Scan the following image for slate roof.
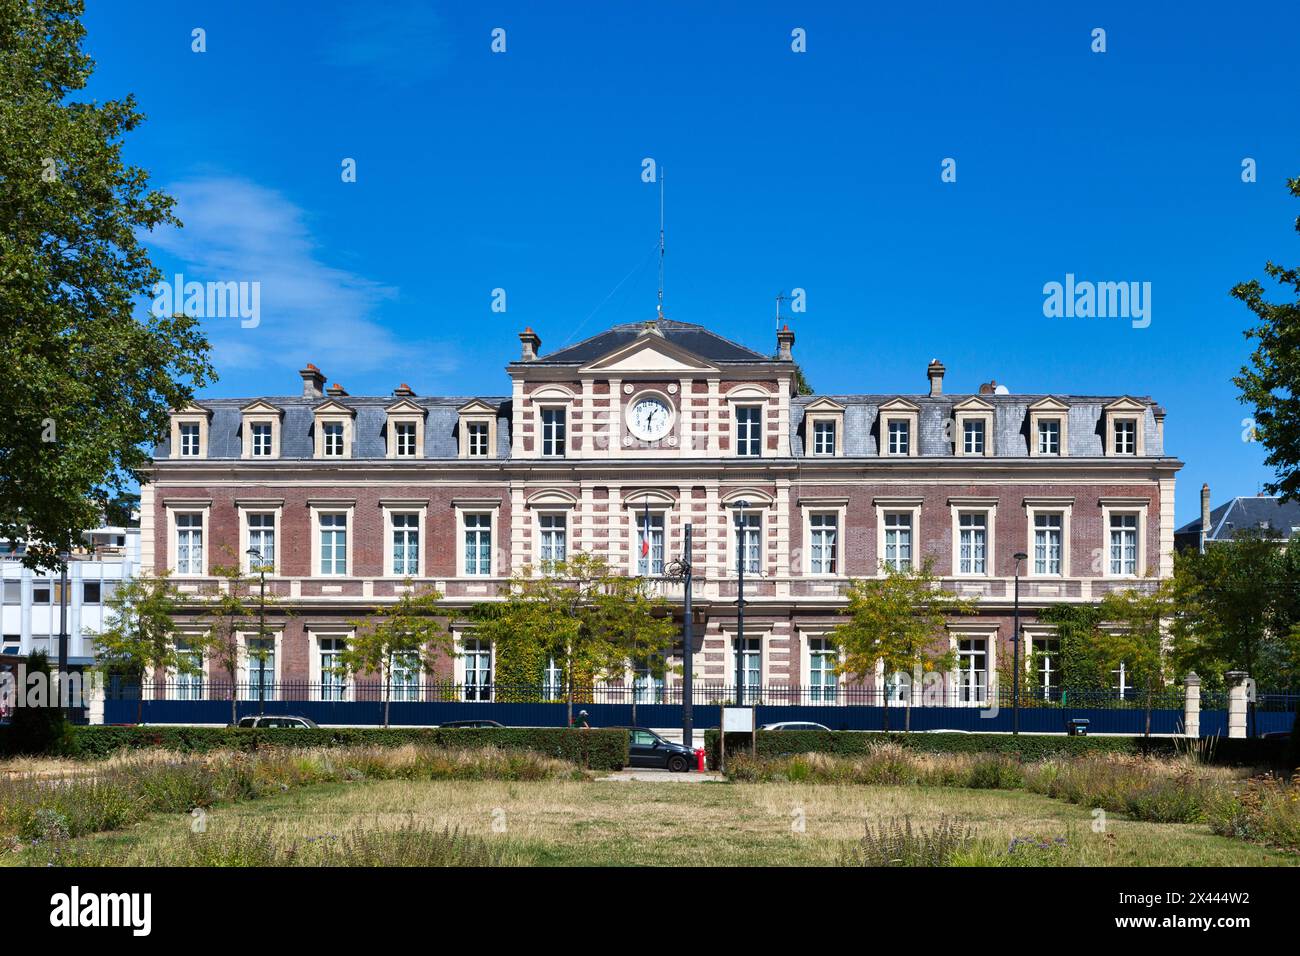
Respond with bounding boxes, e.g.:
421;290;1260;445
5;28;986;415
1175;496;1300;541
531;319;774;365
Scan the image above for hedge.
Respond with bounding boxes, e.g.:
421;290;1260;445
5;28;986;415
34;726;629;770
704;730;1289;768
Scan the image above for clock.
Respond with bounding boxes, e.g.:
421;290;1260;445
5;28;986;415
626;396;674;442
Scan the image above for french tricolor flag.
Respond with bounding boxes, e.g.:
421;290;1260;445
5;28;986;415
640;500;651;559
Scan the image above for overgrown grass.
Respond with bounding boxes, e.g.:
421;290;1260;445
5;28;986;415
1205;774;1300;850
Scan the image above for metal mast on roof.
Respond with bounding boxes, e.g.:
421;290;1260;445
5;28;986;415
656;168;665;321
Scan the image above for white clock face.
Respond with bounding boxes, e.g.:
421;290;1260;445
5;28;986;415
627;396;673;441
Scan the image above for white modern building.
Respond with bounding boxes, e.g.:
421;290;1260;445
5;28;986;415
0;526;141;667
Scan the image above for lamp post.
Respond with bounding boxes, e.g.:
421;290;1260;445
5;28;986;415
57;550;70;719
1011;551;1028;735
681;524;694;749
245;549;267;715
732;500;750;707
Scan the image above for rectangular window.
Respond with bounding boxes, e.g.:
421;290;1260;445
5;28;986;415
958;512;987;575
1109;513;1138;575
739;636;761;704
809;513;838;574
543;656;563;700
463;514;492;576
3;580;20;603
541;408;566;457
468;422;489;457
887;420;910;455
1034;638;1060;700
251;423;273;457
390;651;419;702
1037;419;1061;455
883;512;912;571
809;637;838;702
735;513;761;574
463;639;492;701
1033;513;1063;575
962;419;985;455
539;514;566;566
812;420;836;455
319;637;346;701
318;513;347;576
391;513;419;576
1114;419;1137;455
247;638;276;700
32;580;52;603
82;581;101;604
322;422;345;457
176;513;204;575
247;513;275;570
1113;662;1131;699
636;513;665;576
179;423;201;457
174;643;203;701
957;638;988;704
736;406;761;457
394;422;417;457
633;658;665;704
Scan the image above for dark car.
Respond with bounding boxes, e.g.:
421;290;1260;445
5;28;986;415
234;715;319;728
436;719;505;729
619;727;696;772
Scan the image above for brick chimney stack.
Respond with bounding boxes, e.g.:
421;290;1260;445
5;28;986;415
927;359;946;397
519;327;541;362
300;363;325;399
393;383;416;397
1200;483;1212;552
326;383;348;397
776;325;795;361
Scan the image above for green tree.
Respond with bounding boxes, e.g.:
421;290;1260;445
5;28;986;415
831;559;979;732
86;570;186;724
1097;581;1178;738
1038;603;1111;694
1233;175;1300;502
337;581;450;728
0;0;214;571
7;651;71;754
598;576;677;727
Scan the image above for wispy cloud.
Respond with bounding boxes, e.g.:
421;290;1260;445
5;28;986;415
143;175;453;385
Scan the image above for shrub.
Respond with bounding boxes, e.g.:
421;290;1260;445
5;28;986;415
1206;775;1300;850
4;652;75;756
840;816;975;867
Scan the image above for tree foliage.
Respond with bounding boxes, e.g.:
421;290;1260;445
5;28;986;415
86;570;185;723
1096;581;1178;737
0;0;214;570
1233;175;1300;502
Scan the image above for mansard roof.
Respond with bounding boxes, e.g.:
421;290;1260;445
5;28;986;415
530;319;774;365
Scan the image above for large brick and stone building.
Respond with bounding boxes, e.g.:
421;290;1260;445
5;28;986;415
141;318;1181;704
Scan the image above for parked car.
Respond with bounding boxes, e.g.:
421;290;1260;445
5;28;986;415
435;719;505;729
759;721;831;731
619;727;696;772
234;715;319;729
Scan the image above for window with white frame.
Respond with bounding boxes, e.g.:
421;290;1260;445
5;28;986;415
885;670;911;706
538;513;566;566
809;513;838;574
463;639;492;700
958;512;987;575
175;513;204;575
319;637;346;701
179;423;201;457
1036;419;1061;455
1109;513;1138;575
738;636;761;703
251;423;273;457
1033;513;1063;575
808;637;838;702
633;657;665;704
1112;661;1131;699
391;513;420;576
174;641;203;700
887;419;910;456
318;513;348;575
394;421;418;458
247;513;275;571
1032;637;1060;700
735;512;761;575
468;422;490;457
736;406;761;457
322;421;345;457
390;651;419;701
1113;418;1137;455
962;418;985;455
636;513;665;576
541;407;566;457
883;512;912;571
543;656;563;700
463;513;492;576
247;637;276;700
812;419;836;455
956;637;988;704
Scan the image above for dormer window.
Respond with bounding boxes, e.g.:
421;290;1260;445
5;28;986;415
1114;419;1136;455
888;420;910;455
384;397;426;459
1037;419;1060;455
323;422;345;457
877;398;919;458
1103;399;1146;456
251;424;273;457
312;400;355;459
1028;397;1069;458
239;400;282;459
457;400;499;459
169;404;211;459
962;419;985;454
813;420;836;455
468;422;489;456
802;398;845;458
394;422;417;457
952;396;994;458
179;423;201;457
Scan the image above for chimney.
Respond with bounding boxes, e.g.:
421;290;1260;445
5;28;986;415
978;379;998;396
300;363;325;399
776;325;795;361
519;327;541;362
326;382;348;397
927;359;946;397
1200;483;1212;551
393;383;416;398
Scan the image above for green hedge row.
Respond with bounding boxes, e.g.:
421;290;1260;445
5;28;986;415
704;730;1289;767
52;726;629;770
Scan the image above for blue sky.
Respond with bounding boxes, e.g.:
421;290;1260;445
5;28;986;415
81;1;1300;524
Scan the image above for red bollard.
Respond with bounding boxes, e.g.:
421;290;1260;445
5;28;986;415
695;748;706;772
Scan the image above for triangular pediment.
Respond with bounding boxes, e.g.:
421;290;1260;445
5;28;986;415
1104;396;1147;413
239;399;282;416
803;397;845;413
580;333;719;374
878;397;920;413
385;398;426;415
173;402;212;417
1028;396;1070;412
458;399;498;415
952;396;994;412
312;399;355;416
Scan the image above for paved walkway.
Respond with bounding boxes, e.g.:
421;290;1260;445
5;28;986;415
595;769;727;783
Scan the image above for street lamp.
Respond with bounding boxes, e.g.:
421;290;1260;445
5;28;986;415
246;548;268;715
57;550;70;719
731;500;751;707
1012;551;1028;735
